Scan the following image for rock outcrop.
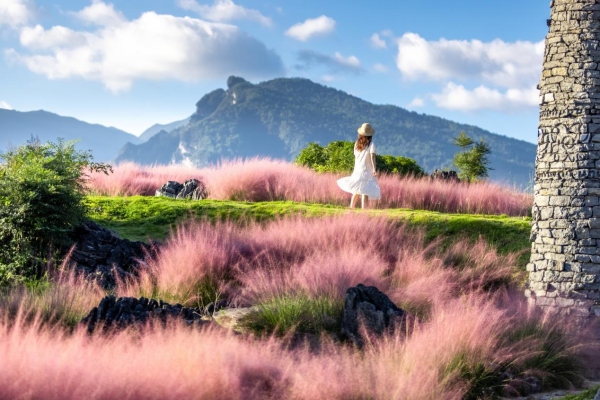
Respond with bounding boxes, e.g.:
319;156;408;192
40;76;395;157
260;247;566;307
155;179;208;200
67;220;149;289
341;284;407;347
81;295;209;333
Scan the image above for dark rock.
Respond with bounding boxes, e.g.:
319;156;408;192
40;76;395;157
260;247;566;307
67;220;148;290
156;180;184;198
81;295;208;333
430;169;460;183
156;179;207;200
176;179;208;200
594;387;600;400
341;284;407;347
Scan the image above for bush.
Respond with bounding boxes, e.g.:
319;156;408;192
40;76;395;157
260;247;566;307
295;140;425;176
0;138;111;285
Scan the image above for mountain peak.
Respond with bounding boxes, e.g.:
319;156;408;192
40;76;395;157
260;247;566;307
227;76;250;89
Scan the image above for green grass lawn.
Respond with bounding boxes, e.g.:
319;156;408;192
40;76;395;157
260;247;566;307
85;195;532;266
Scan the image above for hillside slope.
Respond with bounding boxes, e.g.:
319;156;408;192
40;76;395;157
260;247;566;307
116;76;536;187
0;109;138;162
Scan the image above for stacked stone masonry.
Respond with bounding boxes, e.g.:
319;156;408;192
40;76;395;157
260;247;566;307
528;0;600;317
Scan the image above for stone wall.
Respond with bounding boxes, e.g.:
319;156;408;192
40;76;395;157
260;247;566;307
528;0;600;317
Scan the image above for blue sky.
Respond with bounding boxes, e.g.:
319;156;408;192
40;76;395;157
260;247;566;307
0;0;548;143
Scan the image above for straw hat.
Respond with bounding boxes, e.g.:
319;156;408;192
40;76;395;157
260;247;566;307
357;123;375;136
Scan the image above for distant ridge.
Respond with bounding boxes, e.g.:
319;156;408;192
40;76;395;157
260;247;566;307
0;109;138;162
115;76;536;188
138;117;190;142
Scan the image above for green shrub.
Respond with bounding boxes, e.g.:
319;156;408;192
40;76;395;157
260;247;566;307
0;138;111;285
239;294;344;337
295;140;425;176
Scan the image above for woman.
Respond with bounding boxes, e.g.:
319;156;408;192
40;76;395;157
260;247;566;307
337;122;381;209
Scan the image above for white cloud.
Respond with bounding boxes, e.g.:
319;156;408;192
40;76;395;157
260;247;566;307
373;63;388;73
333;52;360;68
178;0;272;26
285;15;335;42
407;97;425;108
20;25;87;49
395;32;543;89
0;0;33;28
431;82;538;111
296;50;362;74
0;101;13;110
321;75;335;82
72;0;126;26
7;4;284;92
370;33;386;49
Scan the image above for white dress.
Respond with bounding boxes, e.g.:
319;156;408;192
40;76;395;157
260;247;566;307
337;142;381;200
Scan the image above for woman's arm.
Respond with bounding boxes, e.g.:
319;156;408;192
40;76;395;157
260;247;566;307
370;152;377;176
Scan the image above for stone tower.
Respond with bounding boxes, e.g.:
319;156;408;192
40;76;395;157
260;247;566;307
528;0;600;317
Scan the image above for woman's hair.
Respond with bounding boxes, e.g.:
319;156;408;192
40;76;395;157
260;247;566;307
355;134;372;152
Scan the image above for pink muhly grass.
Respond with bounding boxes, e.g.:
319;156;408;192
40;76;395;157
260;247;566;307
119;220;245;305
86;162;206;197
236;248;391;304
0;255;104;328
86;159;532;216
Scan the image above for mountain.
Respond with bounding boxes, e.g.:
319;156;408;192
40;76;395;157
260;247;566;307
0;109;138;162
116;76;536;188
138;117;190;142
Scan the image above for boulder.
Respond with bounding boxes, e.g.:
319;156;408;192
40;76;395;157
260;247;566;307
156;179;208;200
67;220;149;289
155;180;184;198
341;284;406;347
176;179;208;200
81;295;209;333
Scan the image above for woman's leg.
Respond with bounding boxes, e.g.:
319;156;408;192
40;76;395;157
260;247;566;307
350;193;360;208
361;195;369;209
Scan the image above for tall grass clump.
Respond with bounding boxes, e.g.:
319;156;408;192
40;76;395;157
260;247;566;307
87;160;532;216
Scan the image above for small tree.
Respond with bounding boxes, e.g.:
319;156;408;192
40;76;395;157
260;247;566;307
0;138;111;285
452;131;492;183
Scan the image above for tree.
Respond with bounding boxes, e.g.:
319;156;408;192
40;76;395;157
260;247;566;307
452;131;492;183
295;140;425;176
0;138;111;285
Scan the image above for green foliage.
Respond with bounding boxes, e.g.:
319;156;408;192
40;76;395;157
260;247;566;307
0;138;111;285
239;294;344;337
295;140;425;176
501;322;584;390
557;386;600;400
452;131;492;183
85;196;531;268
442;352;504;399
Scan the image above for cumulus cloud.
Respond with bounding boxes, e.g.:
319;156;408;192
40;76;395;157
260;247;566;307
295;50;361;74
0;0;33;28
285;15;335;41
178;0;272;26
395;32;543;88
431;82;538;111
395;32;542;111
370;33;386;49
72;0;126;26
6;3;284;92
0;101;13;110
